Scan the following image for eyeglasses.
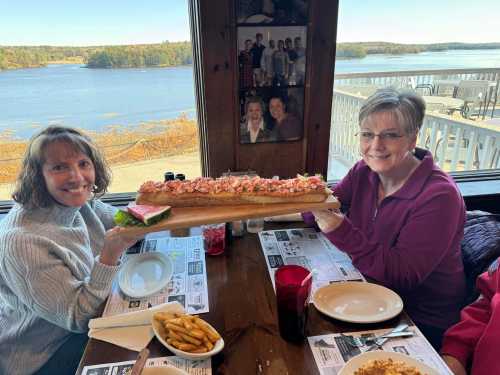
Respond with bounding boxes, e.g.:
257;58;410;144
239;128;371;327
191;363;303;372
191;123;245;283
356;131;404;143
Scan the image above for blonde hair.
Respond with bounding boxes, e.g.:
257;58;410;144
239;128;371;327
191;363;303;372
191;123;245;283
13;126;111;209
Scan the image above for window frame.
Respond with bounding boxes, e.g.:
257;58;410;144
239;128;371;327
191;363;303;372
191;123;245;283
0;0;498;214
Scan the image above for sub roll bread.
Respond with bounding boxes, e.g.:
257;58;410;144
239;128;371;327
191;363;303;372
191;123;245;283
136;175;331;207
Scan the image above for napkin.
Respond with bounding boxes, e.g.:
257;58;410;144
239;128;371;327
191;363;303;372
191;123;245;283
264;213;304;222
88;302;184;351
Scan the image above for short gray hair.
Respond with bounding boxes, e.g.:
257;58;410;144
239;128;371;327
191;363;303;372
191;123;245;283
359;88;426;135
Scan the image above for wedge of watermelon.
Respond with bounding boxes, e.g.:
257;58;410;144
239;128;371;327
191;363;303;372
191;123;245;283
125;203;171;226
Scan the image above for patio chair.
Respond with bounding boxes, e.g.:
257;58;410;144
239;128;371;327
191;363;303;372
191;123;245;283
455;80;490;119
483;79;499;119
433;78;460;97
405;77;433;96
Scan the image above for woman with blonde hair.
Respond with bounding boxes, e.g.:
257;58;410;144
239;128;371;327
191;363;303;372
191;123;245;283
240;96;273;143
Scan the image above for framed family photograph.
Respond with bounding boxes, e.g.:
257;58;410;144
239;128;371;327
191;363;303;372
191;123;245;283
239;87;304;144
237;26;307;89
236;1;308;145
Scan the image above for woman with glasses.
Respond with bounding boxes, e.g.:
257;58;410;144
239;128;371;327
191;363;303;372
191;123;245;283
0;126;143;375
304;88;466;351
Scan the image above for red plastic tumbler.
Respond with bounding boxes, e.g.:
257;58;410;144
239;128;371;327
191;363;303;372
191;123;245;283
202;223;226;256
274;265;313;342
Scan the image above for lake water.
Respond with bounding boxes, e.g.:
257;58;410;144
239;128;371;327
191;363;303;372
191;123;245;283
0;65;197;138
1;49;500;139
335;48;500;73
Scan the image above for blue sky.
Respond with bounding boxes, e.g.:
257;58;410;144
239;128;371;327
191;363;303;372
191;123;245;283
0;0;499;46
0;0;191;46
338;0;500;44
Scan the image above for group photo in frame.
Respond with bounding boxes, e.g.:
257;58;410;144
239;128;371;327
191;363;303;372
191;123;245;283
237;25;307;144
239;87;304;144
238;26;307;89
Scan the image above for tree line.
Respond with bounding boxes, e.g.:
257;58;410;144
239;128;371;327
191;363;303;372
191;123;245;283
85;43;192;68
336;42;500;59
2;41;500;69
0;42;192;70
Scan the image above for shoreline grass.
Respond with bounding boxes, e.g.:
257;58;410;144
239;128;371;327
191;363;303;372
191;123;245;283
0;114;199;185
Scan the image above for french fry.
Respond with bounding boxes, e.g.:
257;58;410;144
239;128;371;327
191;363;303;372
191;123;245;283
179;333;202;346
166;322;190;335
166;329;183;341
187;328;205;340
203;336;214;351
193;317;221;343
154;312;176;322
167;337;199;351
176;342;200;352
180;315;195;330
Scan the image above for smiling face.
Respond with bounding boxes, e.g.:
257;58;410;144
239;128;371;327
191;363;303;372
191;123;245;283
269;98;286;122
247;102;263;124
359;111;417;177
42;140;95;207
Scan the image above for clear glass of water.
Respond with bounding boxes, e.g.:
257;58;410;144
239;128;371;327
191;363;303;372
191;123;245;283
246;218;264;233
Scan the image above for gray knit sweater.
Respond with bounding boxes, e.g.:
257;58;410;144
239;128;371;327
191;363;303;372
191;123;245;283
0;200;119;375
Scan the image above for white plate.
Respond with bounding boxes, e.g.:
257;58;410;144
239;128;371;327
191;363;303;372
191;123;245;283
142;366;189;375
312;282;403;323
338;351;439;375
151;315;224;360
118;252;173;298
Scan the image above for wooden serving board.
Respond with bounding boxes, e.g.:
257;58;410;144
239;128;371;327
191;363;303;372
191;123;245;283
120;195;340;236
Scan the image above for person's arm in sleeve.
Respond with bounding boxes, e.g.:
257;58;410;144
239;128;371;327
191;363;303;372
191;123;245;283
324;183;463;292
441;270;496;373
302;167;354;226
0;232;119;332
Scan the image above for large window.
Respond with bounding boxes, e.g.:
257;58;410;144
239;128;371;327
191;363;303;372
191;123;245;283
328;0;500;181
0;1;201;201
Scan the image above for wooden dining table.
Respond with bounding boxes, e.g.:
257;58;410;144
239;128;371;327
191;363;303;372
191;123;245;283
76;222;415;375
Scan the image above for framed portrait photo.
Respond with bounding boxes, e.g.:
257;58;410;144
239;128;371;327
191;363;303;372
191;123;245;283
239;87;304;144
237;26;307;144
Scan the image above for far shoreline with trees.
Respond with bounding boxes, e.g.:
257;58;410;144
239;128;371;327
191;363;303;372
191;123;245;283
1;41;500;70
0;42;192;70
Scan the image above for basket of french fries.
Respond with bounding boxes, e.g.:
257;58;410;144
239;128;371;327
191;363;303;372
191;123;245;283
152;311;224;360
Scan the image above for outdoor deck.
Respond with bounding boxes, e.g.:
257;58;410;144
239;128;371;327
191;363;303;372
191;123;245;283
328;68;500;179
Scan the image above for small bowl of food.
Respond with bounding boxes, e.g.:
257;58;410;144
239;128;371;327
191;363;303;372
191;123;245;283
338;351;439;375
152;312;224;360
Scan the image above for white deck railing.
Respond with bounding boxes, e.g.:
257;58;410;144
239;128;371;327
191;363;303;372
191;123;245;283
334;68;500;89
329;90;500;174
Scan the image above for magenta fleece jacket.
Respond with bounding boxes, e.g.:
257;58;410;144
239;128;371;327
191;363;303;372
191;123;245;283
304;148;466;329
441;265;500;374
